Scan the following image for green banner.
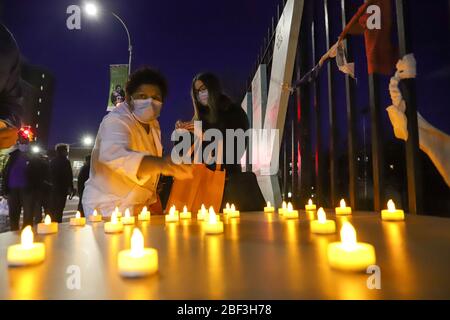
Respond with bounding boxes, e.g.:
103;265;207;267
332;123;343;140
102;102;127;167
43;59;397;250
107;64;129;111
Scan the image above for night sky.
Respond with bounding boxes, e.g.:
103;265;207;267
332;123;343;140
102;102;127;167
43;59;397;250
1;0;279;150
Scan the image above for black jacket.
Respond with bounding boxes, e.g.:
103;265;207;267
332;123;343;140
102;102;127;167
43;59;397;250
0;24;23;127
49;155;73;194
1;150;50;195
77;162;90;196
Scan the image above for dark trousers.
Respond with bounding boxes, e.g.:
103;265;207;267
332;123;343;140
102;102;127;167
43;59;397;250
32;189;47;224
51;190;68;223
77;190;85;217
7;188;34;231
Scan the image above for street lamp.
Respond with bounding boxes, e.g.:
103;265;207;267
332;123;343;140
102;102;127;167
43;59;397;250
84;2;132;75
31;145;41;154
82;135;94;147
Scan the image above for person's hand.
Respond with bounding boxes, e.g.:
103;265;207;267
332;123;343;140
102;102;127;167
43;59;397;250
0;127;18;149
175;120;195;132
161;157;193;180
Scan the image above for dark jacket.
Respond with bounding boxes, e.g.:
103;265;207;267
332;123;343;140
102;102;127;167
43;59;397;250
1;150;49;195
198;95;250;174
0;24;23;127
77;162;90;196
49;155;73;194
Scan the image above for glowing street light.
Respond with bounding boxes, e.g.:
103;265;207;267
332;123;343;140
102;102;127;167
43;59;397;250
83;2;132;75
82;136;94;147
31;145;41;154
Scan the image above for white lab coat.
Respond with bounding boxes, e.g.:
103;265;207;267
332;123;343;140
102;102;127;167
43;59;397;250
82;102;163;217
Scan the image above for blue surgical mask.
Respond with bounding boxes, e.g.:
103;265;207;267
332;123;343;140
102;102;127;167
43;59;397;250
197;90;209;106
131;98;162;123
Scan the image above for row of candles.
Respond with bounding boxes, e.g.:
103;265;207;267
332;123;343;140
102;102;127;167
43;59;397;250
6;198;405;277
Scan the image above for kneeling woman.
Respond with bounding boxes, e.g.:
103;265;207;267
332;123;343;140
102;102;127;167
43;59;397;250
83;67;192;217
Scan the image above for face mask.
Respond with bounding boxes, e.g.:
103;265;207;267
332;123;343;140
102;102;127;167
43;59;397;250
131;98;162;123
18;144;29;152
197;90;209;106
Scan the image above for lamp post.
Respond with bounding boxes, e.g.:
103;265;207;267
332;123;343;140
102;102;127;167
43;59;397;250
84;2;132;75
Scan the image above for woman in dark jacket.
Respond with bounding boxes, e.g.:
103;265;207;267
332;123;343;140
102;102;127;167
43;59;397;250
177;73;249;174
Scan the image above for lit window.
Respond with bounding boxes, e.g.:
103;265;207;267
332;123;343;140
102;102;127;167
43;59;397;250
35;123;39;128
41;73;45;79
38;98;42;103
40;86;44;91
37;111;40;116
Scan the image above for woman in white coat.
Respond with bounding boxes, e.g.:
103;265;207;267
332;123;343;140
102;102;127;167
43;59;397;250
82;67;192;217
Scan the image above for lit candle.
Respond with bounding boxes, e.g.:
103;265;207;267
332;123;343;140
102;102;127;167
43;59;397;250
223;203;231;215
88;209;103;222
204;207;224;234
180;205;192;219
165;205;179;223
227;204;240;218
7;226;45;266
197;204;207;221
37;214;58;234
311;208;336;234
118;228;158;278
70;211;86;226
138;206;151;221
327;222;376;272
305;199;316;211
104;210;123;233
121;208;135;225
335;199;352;215
283;202;299;219
264;201;275;213
278;201;287;215
114;206;122;218
381;200;405;221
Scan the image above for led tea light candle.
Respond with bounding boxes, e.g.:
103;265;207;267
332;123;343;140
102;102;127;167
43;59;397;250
165;205;179;223
7;226;45;266
88;209;103;222
70;211;86;226
118;228;158;278
327;222;376;272
278;201;287;215
264;201;275;213
223;203;231;215
104;210;124;234
37;214;58;235
305;199;316;211
197;204;207;221
283;202;299;219
381;200;405;221
227;204;240;218
311;208;336;234
335;199;352;215
204;207;223;235
121;208;135;225
180;205;192;219
138;206;151;221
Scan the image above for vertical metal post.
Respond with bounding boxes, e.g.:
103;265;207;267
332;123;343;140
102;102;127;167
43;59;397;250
341;0;358;209
395;0;422;214
324;0;337;207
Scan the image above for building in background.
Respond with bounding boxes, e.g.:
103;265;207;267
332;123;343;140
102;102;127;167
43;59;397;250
21;63;55;150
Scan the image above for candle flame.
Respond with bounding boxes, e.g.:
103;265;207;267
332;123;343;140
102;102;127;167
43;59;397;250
125;208;131;218
282;201;287;209
44;214;51;224
75;211;81;219
111;210;118;224
169;206;176;216
201;204;206;211
287;202;293;212
226;203;230;210
183;205;188;213
231;204;236;211
208;206;217;224
267;201;271;207
308;199;313;206
130;228;144;258
115;207;119;214
387;199;396;211
93;209;98;216
317;207;327;223
341;222;357;250
340;199;346;208
21;226;34;249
